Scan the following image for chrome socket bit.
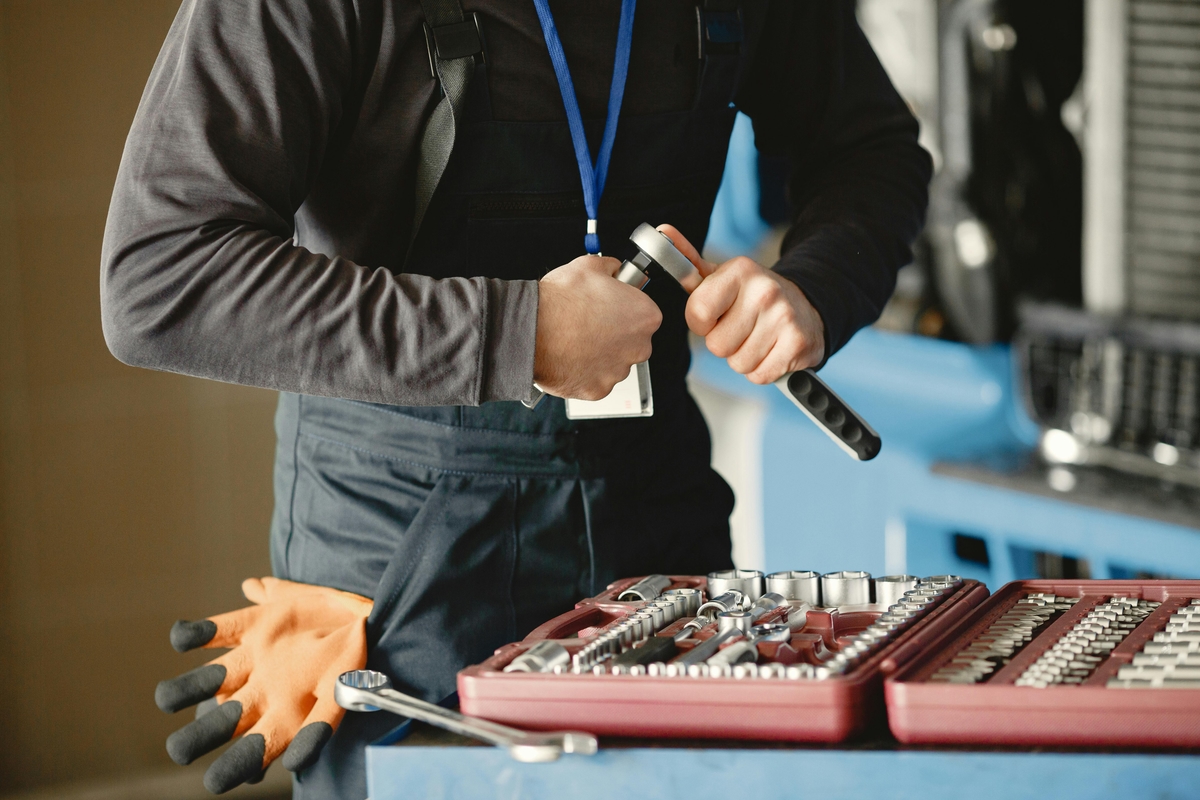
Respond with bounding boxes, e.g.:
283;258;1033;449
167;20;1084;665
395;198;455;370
930;594;1078;685
662;587;701;616
1016;597;1152;688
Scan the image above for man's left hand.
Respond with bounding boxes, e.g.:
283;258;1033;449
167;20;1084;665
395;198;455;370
657;225;825;384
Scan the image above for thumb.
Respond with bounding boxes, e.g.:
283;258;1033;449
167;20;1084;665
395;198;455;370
241;577;270;605
656;224;717;279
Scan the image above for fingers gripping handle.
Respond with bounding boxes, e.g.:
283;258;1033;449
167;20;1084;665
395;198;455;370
521;248;654;410
629;223;882;461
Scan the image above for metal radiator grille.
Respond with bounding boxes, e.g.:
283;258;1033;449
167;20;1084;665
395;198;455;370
1019;304;1200;480
1128;0;1200;320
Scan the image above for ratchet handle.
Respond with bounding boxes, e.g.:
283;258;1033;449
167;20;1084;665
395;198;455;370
625;223;882;461
521;255;653;410
776;370;881;461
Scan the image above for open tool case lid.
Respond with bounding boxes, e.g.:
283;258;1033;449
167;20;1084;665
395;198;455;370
885;579;1200;747
458;575;989;742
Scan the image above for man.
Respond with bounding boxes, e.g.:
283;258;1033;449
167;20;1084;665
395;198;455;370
101;1;930;796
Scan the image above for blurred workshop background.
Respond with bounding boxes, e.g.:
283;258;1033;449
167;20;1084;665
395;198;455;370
2;0;1199;797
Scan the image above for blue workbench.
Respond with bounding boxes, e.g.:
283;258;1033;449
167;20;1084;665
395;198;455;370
365;725;1200;799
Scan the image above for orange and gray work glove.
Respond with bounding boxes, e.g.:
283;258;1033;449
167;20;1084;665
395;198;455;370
155;577;373;794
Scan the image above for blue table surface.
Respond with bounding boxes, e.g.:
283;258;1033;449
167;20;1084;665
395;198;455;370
366;725;1200;800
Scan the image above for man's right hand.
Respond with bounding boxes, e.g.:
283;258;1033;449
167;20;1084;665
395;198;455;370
534;255;662;401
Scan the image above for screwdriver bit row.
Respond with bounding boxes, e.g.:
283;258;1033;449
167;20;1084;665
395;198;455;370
1016;597;1156;687
1110;598;1200;689
928;593;1077;684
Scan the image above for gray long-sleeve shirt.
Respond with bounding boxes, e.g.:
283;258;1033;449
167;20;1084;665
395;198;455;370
101;0;931;406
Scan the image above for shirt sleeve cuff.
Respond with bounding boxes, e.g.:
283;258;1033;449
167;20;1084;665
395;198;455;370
772;230;873;368
480;278;539;403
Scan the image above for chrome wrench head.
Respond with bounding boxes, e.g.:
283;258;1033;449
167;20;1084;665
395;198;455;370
334;668;392;711
336;670;598;762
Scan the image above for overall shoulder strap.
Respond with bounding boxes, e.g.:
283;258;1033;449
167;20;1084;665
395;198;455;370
408;0;484;261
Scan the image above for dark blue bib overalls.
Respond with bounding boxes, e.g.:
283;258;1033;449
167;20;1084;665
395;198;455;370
271;12;745;796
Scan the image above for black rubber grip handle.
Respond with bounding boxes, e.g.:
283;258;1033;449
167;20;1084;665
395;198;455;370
781;370;881;461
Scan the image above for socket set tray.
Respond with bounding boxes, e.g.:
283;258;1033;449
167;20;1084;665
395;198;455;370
885;579;1200;747
458;571;988;741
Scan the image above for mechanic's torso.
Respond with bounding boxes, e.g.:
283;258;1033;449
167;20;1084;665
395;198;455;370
296;1;722;275
295;1;744;437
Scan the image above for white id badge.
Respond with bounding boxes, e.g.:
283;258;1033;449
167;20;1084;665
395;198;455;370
564;362;654;419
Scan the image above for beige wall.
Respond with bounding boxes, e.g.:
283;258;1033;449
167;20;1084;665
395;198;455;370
0;2;281;792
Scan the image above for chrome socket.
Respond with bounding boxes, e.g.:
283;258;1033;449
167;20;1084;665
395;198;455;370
503;641;571;673
874;574;919;609
765;570;821;605
717;610;754;634
616;574;672;603
707;569;765;603
821;570;871;606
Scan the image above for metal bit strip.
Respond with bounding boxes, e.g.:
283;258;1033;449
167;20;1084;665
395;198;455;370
1109;598;1199;689
1016;596;1156;687
928;593;1078;684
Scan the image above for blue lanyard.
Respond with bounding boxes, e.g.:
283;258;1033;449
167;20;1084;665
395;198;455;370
533;0;637;254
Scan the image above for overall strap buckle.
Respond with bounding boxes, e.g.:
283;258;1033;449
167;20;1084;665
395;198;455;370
423;12;486;80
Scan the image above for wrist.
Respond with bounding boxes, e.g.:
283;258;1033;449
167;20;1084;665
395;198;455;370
776;273;826;368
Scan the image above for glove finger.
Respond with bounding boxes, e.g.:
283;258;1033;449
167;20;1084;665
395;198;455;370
156;664;226;714
203;734;266;795
165;700;242;766
281;693;345;773
202;604;267;649
209;648;253;696
169;619;217;653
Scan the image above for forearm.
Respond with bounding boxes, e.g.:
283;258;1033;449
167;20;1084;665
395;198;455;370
774;137;931;361
99;0;538;406
743;0;932;362
101;220;538;405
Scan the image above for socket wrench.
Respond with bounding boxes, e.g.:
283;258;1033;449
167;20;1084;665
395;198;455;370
625;224;882;460
336;670;597;762
524;224;881;460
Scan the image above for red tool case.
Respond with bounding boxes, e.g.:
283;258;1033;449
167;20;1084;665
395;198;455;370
458;575;989;741
885;579;1200;747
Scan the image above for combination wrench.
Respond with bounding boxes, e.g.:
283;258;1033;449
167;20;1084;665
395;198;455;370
335;670;597;762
